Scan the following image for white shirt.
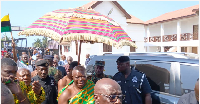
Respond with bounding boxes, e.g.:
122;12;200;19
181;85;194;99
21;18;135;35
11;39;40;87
59;60;68;66
38;50;42;54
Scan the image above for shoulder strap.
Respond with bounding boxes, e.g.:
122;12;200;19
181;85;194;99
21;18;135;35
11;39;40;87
131;70;145;94
140;74;145;90
57;80;74;101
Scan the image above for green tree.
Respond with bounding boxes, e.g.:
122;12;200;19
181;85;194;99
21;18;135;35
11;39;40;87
33;38;42;48
42;37;48;48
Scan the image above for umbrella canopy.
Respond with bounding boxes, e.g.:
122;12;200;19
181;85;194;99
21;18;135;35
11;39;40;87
18;7;136;48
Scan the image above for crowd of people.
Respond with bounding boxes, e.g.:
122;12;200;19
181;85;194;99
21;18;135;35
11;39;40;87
1;42;199;104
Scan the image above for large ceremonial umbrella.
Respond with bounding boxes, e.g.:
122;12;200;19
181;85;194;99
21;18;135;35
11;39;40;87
18;7;136;63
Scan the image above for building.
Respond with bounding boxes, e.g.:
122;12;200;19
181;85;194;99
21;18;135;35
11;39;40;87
144;5;199;54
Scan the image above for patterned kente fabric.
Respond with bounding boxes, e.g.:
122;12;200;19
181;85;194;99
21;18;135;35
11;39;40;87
91;73;113;84
57;80;95;104
13;81;45;104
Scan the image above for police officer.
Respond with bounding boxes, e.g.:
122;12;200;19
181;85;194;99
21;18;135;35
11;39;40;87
113;56;152;104
31;59;58;104
90;61;112;84
44;55;62;85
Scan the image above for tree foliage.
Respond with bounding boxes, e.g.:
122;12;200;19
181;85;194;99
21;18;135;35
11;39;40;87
33;37;48;48
33;38;42;48
42;37;48;48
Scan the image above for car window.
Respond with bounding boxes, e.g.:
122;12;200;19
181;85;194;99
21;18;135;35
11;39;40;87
130;59;199;96
130;60;171;94
179;63;199;94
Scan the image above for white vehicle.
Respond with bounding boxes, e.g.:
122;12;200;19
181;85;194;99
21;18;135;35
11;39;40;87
86;52;199;104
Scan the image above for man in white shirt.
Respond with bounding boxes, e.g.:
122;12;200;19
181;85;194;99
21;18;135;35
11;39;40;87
17;54;33;72
32;50;38;60
60;55;68;66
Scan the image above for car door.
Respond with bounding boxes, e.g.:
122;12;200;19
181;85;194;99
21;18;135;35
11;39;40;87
130;59;180;104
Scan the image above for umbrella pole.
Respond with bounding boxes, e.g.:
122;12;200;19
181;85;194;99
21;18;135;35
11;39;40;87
78;40;83;65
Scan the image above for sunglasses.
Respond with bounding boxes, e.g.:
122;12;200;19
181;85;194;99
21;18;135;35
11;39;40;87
95;94;125;102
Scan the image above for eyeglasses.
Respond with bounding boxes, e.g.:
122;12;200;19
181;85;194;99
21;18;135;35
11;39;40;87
94;93;125;102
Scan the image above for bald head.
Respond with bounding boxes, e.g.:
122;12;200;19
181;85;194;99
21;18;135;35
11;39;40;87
86;54;90;58
195;79;199;101
67;56;73;65
54;54;60;60
94;78;122;104
17;68;31;86
61;55;66;61
94;78;121;94
72;66;86;75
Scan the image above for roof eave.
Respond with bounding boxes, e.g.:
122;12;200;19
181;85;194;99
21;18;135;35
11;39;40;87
144;14;197;26
111;1;131;19
127;22;145;24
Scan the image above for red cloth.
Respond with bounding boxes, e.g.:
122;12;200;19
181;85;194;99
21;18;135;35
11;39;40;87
1;50;7;57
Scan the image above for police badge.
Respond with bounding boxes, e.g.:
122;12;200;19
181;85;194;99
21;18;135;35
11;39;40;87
132;76;137;83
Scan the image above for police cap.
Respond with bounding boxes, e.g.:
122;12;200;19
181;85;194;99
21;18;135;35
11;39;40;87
43;55;54;60
95;61;105;66
116;56;130;63
35;59;49;67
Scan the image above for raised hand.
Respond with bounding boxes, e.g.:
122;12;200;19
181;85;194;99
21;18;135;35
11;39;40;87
11;42;15;48
32;81;42;95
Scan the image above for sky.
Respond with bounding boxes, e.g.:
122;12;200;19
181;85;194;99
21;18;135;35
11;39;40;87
1;1;199;47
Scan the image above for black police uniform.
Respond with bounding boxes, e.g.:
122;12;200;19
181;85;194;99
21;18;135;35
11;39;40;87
32;59;58;104
31;75;58;104
113;68;152;104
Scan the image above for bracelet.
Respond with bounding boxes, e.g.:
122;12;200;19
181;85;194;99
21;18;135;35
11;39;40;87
19;97;26;103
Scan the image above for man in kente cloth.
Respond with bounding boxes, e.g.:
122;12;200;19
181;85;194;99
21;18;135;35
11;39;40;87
57;61;79;92
58;66;95;104
16;68;46;104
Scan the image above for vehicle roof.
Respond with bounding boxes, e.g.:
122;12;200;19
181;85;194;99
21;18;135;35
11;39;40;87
90;52;199;65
